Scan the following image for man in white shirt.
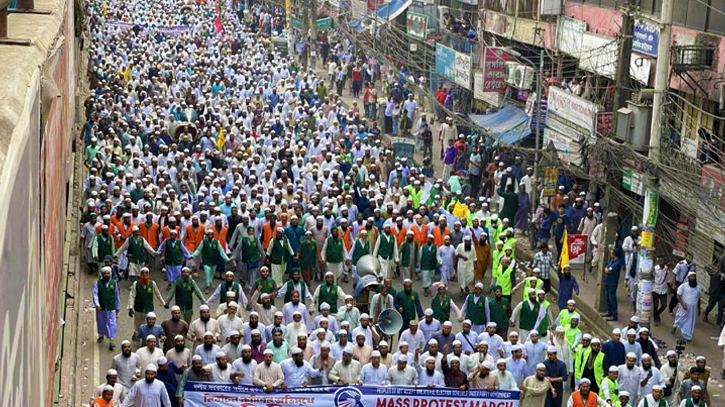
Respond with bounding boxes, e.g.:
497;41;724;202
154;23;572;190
120;364;171;407
351;313;379;347
137;335;164;371
328;347;362;385
399;319;426;352
638;353;665;398
418;339;444;373
386;355;418;385
618;353;643;404
360;351;387;385
231;345;257;385
418;356;445;387
280;347;321;387
206;352;233;383
418;309;442;343
217;302;244;343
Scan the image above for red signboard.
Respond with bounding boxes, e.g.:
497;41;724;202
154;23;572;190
481;47;512;93
597;112;613;136
568;234;588;264
672;213;689;257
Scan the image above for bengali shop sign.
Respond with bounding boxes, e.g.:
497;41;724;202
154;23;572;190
184;383;520;407
435;44;456;81
481;47;512;93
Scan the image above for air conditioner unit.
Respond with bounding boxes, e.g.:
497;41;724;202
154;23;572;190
515;66;535;90
505;62;519;86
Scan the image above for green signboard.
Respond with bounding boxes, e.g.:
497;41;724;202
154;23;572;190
316;17;332;31
292;17;304;30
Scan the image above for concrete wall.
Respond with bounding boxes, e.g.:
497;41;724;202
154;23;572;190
0;0;76;403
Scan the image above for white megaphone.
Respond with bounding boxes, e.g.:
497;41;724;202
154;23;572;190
377;308;403;335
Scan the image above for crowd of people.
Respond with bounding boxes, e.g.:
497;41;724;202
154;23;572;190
78;0;720;406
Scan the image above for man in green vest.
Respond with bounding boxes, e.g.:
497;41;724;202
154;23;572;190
156;230;191;285
521;268;544;302
93;225;116;271
207;270;247;310
399;231;419;283
573;334;592;389
115;226;157;282
395;279;423;334
430;282;458;323
297;231;320;288
532;290;553;339
313;271;347;313
165;267;206;322
680;386;706;407
502;228;517;260
191;229;230;293
612;392;631;407
374;225;398;279
93;266;120;350
418;234;440;297
239;225;265;288
485;215;503;250
321;227;345;283
600;365;620;405
252;266;277;305
492;256;516;304
488;285;511;338
267;227;294;286
461;282;489;334
408;182;424;208
509;288;540;341
128;267;166;339
565;314;583;355
555;299;578;330
346;229;371;288
491;240;505;280
580;338;606;393
278;269;312;305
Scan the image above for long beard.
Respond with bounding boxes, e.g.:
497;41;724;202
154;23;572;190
563;273;571;280
689;281;697;287
175;344;185;352
243;356;252;363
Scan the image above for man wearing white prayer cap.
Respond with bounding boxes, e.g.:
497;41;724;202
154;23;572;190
93;368;125;407
266;225;294;286
520;362;548;405
231;344;257;385
618;352;644;405
386;353;418;386
328;345;362;385
137;334;164;373
120;362;171;407
93;266;120;351
92;384;115;407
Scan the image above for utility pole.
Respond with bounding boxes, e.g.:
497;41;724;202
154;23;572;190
613;0;634;111
532;46;543;217
648;0;674;163
594;190;619;314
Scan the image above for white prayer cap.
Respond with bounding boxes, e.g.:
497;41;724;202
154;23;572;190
582;334;592;340
121;340;131;346
464;235;471;241
428;338;438;345
250;311;259;317
107;369;118;376
591;338;601;344
496;359;507;365
483;361;495;370
547;346;557;353
241;344;252;351
555;326;565;333
290;347;302;355
442;321;453;327
537;290;545;295
339;330;348;336
424;308;433;316
695;355;706;361
403;278;413;284
463;319;472;326
609;366;618;372
509;331;519;337
325;271;334;277
448;356;459;364
297;332;307;338
487;322;497;328
692;385;702;391
476;282;484;290
652;385;664;391
203;331;214;338
398;341;409;348
263;349;274;355
511;344;523;352
132;226;139;232
579;378;591;385
641;353;652;360
639;327;649;333
360;313;370;320
626;352;637;359
398;355;408;362
452;340;462;346
567;300;576;305
293;310;302;316
630;316;640;323
199;304;210;311
229;330;240;337
228;301;239;308
225;271;235;276
371;351;381;358
356;332;366;338
626;329;636;336
192;355;203;361
171;305;181;312
536;363;546;370
345;295;353;300
619;391;630;398
145;364;158;372
215;351;226;359
571;313;580;320
612;328;621;335
666;350;677;357
146;334;156;342
527;288;536;294
146;311;156;318
425;356;435;363
274;311;283;317
687;271;696;277
157;357;168;365
251;329;261;335
343;346;354;354
174;335;184;341
102;384;114;392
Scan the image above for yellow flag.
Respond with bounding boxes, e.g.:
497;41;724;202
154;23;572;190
123;64;131;82
216;128;225;151
558;230;570;268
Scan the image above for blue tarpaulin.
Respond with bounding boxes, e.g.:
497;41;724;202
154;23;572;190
468;105;532;145
346;18;370;32
377;0;413;20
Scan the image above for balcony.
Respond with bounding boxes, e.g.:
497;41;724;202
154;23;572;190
672;45;715;72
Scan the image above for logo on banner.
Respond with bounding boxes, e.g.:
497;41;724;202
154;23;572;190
335;387;363;407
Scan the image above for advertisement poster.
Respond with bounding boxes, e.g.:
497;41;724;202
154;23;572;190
406;12;427;40
672;214;689;257
637;276;653;322
435;44;456;81
183;383;521;407
568;234;588;264
543;167;558;196
454;51;472;90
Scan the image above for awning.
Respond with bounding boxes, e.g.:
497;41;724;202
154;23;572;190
346;18;370;32
468;105;532;145
376;0;412;20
